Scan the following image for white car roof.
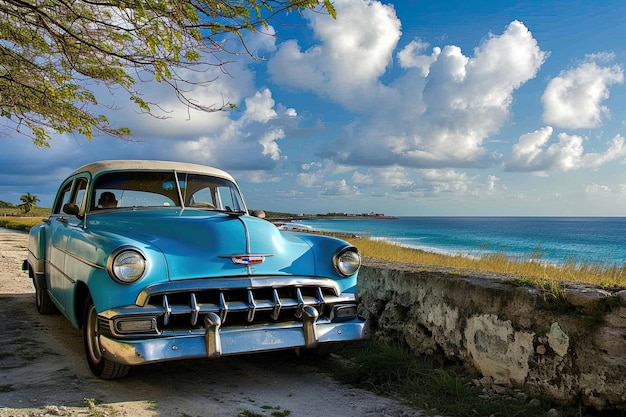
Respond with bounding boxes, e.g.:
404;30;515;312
71;160;236;182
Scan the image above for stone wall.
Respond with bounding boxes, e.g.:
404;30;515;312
357;258;626;411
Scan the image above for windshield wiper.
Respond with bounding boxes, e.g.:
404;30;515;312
222;206;246;216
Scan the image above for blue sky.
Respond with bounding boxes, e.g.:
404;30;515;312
2;0;626;216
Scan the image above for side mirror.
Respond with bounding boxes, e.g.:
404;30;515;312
63;203;80;216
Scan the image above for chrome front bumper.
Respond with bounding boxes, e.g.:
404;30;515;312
100;312;369;366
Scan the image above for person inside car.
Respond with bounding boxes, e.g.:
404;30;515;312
98;192;118;208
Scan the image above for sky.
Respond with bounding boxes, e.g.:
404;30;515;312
2;0;626;216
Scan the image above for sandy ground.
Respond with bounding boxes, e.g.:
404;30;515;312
0;228;428;417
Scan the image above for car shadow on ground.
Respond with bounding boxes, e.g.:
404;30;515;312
0;293;368;417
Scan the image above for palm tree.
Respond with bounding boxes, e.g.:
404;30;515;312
19;192;40;214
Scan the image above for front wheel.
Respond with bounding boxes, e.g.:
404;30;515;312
83;295;130;379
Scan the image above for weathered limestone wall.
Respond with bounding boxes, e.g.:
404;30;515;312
358;259;626;411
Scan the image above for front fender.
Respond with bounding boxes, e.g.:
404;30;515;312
65;230;170;316
284;232;359;293
27;223;46;276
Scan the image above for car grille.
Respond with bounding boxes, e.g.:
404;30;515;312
98;277;357;338
152;285;342;330
106;277;353;334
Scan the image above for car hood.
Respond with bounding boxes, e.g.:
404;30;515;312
87;210;316;280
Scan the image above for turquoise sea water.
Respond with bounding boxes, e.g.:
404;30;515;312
294;217;626;266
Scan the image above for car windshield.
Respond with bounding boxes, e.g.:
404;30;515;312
90;171;245;212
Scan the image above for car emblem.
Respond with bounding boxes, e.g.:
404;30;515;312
231;255;265;265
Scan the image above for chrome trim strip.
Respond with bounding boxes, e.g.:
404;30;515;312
247;290;256;322
102;291;355;320
271;289;281;320
218;292;228;322
53;245;105;270
135;276;342;306
190;293;200;326
295;288;304;318
238;217;252;274
43;259;76;284
163;296;171;326
316;287;325;303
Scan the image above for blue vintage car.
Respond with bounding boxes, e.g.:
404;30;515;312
23;160;368;379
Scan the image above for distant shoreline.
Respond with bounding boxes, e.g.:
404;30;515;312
268;215;398;221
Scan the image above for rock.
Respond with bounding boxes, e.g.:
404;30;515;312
479;376;494;387
547;408;561;417
547;322;569;357
565;288;612;311
594;327;626;357
588;394;607;410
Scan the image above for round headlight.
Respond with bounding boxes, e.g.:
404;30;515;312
109;248;146;283
333;246;361;277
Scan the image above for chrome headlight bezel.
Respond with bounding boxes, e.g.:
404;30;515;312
107;247;147;284
333;246;361;277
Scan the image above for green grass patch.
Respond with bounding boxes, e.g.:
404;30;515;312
324;340;579;417
84;398;118;417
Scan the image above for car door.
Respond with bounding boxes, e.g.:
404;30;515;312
46;176;88;314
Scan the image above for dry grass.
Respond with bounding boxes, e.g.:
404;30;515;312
0;216;47;232
344;236;626;288
0;207;51;217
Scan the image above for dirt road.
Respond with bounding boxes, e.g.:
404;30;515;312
0;228;425;417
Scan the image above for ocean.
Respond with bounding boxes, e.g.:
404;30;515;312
294;217;626;266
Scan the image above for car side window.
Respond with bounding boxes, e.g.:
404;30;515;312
180;173;244;211
53;182;73;214
52;177;89;214
91;171;180;211
216;186;241;211
75;178;88;210
188;187;216;208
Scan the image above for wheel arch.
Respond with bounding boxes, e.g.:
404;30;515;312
74;281;91;329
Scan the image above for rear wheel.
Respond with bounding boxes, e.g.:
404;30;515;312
83;295;130;379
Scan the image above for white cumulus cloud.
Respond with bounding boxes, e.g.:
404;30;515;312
243;89;278;123
174;89;290;170
342;20;547;167
397;39;441;76
542;62;624;129
267;0;401;109
506;128;626;172
320;179;360;196
422;169;473;194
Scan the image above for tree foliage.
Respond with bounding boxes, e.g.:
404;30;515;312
0;199;15;208
0;0;335;146
19;192;40;213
